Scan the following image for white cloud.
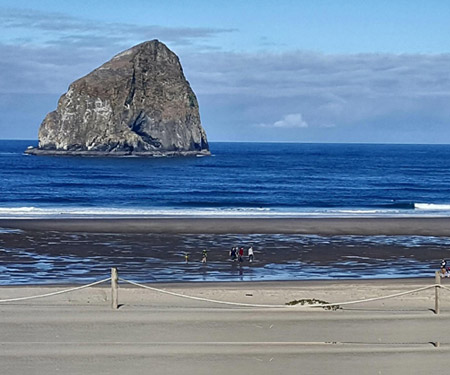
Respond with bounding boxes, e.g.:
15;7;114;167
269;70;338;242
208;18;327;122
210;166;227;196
273;113;308;128
255;113;308;129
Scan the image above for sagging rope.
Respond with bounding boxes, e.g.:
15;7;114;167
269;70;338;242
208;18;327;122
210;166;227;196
309;285;436;308
0;275;447;308
119;277;441;309
440;284;450;292
119;278;288;308
0;277;111;303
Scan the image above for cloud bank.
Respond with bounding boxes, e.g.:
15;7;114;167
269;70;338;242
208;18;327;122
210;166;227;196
1;7;234;48
180;51;450;142
1;7;449;143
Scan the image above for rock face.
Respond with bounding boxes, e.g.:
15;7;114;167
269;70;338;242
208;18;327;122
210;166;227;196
26;40;209;156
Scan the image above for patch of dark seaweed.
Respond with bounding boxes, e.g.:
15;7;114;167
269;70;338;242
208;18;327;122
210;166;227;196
286;298;341;310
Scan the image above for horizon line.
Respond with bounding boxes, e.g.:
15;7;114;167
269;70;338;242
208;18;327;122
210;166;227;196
4;139;450;146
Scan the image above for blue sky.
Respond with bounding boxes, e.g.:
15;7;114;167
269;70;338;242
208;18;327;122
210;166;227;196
1;0;450;143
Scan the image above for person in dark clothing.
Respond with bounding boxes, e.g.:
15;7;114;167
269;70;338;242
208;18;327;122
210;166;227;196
441;259;447;276
238;247;244;263
230;247;237;261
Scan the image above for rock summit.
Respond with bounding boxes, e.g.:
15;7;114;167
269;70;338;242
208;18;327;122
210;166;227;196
26;40;210;156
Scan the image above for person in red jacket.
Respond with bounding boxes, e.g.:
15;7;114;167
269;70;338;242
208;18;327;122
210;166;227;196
238;247;244;263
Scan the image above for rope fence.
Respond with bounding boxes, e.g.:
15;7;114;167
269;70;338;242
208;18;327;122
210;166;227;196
0;268;449;313
306;284;438;309
119;277;448;310
119;270;450;311
119;277;288;308
0;277;111;303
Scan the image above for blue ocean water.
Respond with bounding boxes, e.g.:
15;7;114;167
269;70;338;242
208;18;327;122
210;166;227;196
1;140;450;217
1;140;450;285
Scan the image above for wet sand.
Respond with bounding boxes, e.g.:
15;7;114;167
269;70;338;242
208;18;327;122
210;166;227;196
3;216;450;235
0;278;449;374
0;217;448;284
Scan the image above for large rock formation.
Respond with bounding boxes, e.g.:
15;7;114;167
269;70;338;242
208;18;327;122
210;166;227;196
26;40;210;156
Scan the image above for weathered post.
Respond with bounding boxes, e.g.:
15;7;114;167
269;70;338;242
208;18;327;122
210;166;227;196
111;267;119;309
435;271;441;315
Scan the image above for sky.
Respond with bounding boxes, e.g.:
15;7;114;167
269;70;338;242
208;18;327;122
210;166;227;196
1;0;450;143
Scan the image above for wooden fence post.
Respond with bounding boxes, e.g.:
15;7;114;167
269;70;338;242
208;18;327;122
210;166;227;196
435;271;441;315
111;267;118;309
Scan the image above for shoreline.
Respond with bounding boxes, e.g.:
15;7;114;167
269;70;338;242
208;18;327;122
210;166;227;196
1;217;447;285
2;216;450;236
24;147;211;157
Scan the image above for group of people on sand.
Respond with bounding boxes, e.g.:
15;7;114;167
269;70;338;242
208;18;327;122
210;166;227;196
184;251;209;263
183;250;210;263
183;246;255;264
229;246;254;263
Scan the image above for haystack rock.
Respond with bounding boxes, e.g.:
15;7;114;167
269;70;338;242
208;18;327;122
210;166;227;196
26;40;210;156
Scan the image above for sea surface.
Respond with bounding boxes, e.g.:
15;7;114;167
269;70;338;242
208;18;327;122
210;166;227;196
2;140;450;218
1;140;450;285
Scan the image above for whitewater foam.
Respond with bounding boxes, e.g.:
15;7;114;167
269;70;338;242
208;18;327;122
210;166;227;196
0;205;448;219
414;203;450;211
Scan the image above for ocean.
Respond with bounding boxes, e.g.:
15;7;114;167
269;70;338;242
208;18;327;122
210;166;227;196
2;140;450;218
1;140;450;285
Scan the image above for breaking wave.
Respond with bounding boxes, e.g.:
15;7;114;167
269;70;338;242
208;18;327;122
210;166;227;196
1;203;450;218
414;203;450;211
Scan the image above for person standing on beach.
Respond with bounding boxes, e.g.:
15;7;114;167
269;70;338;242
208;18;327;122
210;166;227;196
441;259;447;276
248;246;254;262
230;247;237;261
238;247;244;263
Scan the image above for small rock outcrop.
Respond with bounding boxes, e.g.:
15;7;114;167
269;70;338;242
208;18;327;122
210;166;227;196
26;40;209;156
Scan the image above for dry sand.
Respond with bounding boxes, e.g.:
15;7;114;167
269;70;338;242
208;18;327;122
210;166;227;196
1;277;450;374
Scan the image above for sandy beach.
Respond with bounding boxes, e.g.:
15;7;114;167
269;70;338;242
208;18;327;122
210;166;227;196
4;216;450;235
1;217;450;373
1;278;450;374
